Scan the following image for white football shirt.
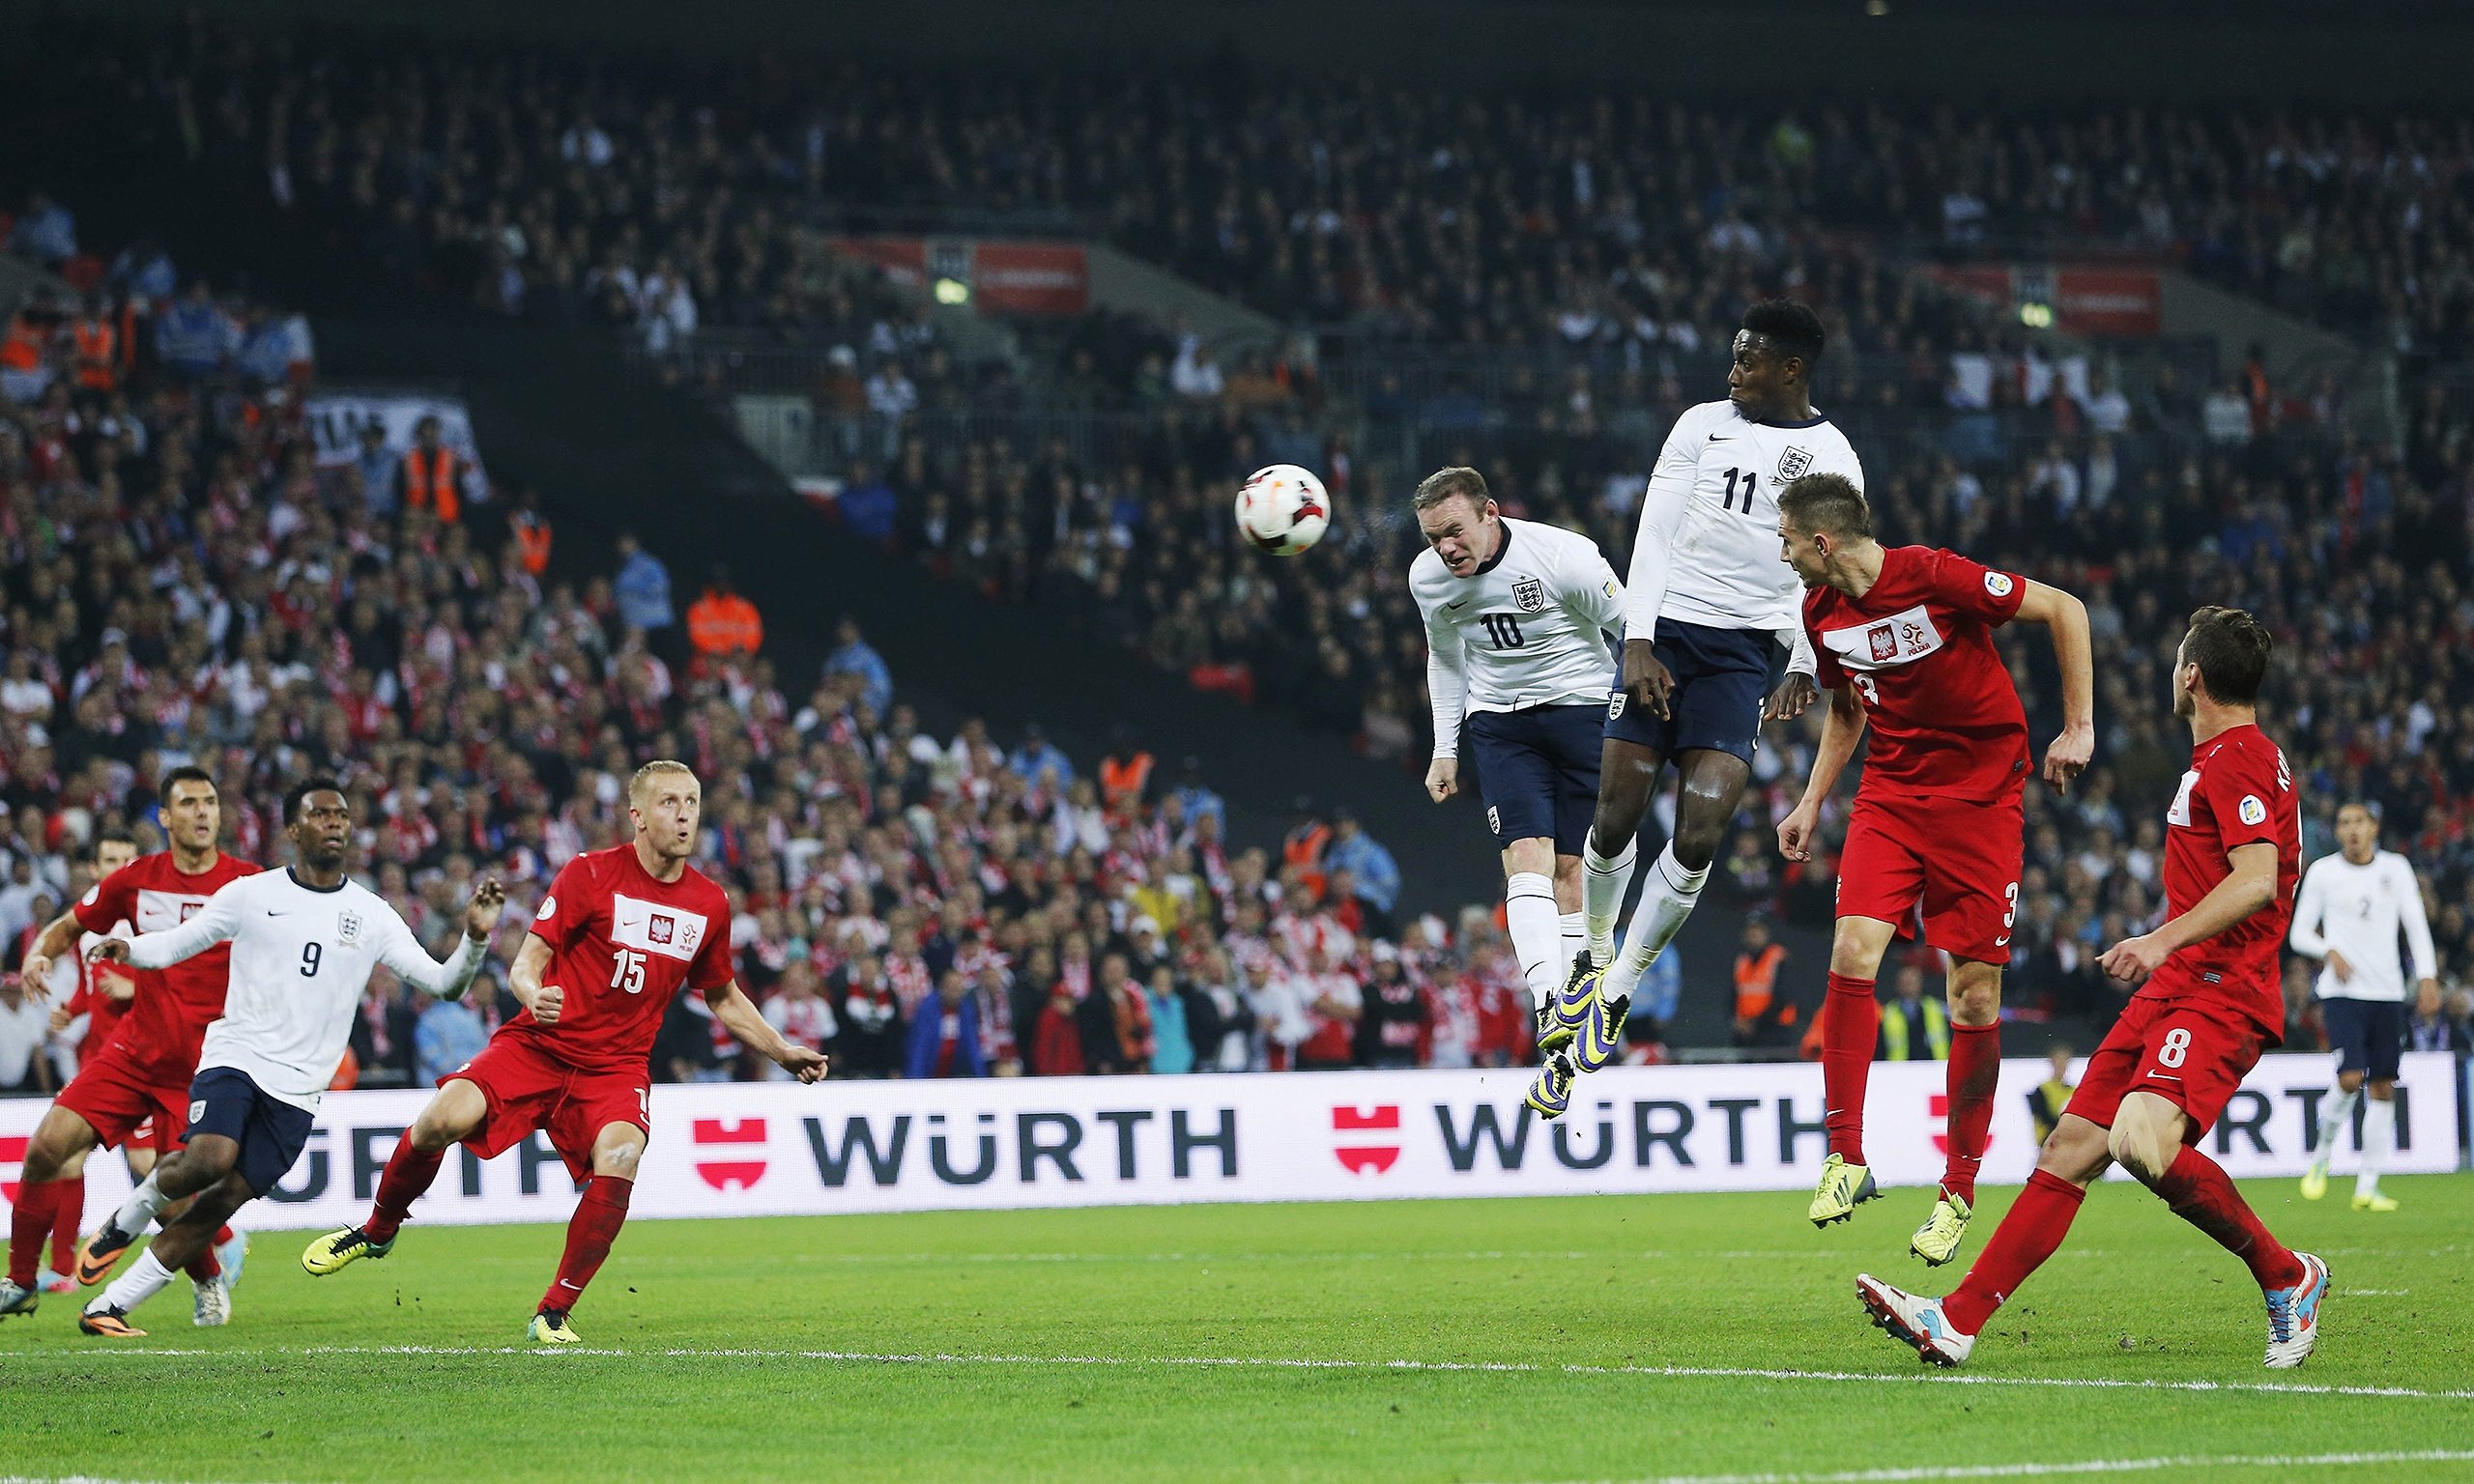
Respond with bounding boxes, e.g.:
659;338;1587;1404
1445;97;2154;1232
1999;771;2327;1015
123;867;487;1110
2288;849;2436;1004
1411;517;1625;758
1627;399;1865;661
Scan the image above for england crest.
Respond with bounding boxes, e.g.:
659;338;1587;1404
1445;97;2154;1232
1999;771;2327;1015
337;910;363;946
1776;446;1814;482
1512;578;1545;613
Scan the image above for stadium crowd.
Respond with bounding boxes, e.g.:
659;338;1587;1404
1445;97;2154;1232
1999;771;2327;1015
5;25;2474;1083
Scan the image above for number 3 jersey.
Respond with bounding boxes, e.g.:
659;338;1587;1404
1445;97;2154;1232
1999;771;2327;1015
1413;517;1625;755
506;844;737;1073
1804;545;2031;804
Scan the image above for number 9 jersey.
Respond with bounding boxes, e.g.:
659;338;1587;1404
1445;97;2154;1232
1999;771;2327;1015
506;844;738;1073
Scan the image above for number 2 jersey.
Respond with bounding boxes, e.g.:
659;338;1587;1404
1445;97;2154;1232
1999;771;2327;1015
1804;545;2031;804
503;844;737;1074
2150;722;2302;1040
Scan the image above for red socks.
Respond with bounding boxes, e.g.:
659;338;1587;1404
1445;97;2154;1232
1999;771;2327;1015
9;1177;66;1288
1942;1023;2001;1204
1942;1168;2086;1335
2154;1145;2306;1292
1820;973;1880;1164
365;1138;448;1242
48;1178;84;1278
539;1176;633;1315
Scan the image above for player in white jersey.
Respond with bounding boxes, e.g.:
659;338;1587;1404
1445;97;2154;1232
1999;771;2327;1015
1410;466;1625;1079
72;779;504;1337
1536;301;1861;1117
2288;801;2436;1211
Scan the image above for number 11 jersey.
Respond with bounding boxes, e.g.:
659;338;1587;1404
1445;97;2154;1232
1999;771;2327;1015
508;843;737;1073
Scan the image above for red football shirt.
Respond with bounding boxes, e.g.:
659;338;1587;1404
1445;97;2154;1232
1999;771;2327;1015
2145;722;2300;1039
503;844;738;1073
72;850;262;1075
1805;545;2030;803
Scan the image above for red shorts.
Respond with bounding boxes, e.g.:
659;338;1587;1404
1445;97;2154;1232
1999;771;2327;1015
2065;994;2268;1138
446;1035;651;1184
54;1036;190;1154
1835;789;2024;963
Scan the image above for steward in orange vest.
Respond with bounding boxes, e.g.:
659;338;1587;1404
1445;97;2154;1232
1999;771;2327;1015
686;566;764;657
400;415;466;523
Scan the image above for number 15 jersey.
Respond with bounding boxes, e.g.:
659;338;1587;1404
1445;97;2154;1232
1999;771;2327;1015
507;844;737;1073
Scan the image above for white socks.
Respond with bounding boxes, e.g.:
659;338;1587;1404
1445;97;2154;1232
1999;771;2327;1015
1603;842;1709;1002
91;1249;175;1318
1506;872;1563;1011
1559;912;1588;983
2359;1096;2395;1198
2310;1087;2359;1166
110;1170;171;1238
1581;838;1637;964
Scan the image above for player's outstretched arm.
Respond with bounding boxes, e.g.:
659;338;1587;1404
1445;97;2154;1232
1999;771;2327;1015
15;905;89;1001
379;879;505;1000
91;880;245;972
1421;597;1467;803
2011;579;2095;793
2098;842;2279;984
1778;683;1866;862
709;980;829;1082
506;932;564;1024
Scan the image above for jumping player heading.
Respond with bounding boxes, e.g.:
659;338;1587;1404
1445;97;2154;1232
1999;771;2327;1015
1539;299;1859;1118
1858;606;2328;1371
1410;467;1626;1106
1774;473;2093;1265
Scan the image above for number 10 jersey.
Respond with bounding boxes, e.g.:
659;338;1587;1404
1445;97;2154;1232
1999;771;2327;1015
508;844;737;1073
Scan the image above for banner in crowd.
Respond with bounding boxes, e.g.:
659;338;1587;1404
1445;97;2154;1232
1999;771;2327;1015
1930;264;2165;338
3;1054;2453;1230
302;389;492;486
823;237;1089;316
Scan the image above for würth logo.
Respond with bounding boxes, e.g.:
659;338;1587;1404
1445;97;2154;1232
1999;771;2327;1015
1332;1105;1401;1175
0;1134;24;1203
692;1117;767;1191
1926;1095;1991;1159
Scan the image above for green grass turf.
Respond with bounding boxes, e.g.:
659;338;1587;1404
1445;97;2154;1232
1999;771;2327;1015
2;1175;2470;1484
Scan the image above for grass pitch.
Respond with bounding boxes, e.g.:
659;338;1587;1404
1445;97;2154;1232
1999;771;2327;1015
2;1176;2469;1483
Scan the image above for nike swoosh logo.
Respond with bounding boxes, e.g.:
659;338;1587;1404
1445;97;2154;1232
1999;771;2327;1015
2145;1072;2182;1081
1444;599;1470;611
1994;936;2011;948
1708;435;1733;442
266;910;291;917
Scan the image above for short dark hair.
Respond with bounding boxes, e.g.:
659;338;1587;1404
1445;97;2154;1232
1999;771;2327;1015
2181;606;2272;706
1742;299;1826;370
92;827;137;860
158;765;216;802
1778;472;1872;540
1412;466;1490;512
283;775;346;825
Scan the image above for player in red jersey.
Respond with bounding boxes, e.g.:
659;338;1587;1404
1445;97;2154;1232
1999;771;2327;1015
1858;606;2330;1370
23;830;140;1294
302;759;828;1344
2;769;258;1325
1771;475;2093;1263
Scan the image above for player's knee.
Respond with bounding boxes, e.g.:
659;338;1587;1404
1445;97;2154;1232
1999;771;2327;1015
2336;1070;2364;1095
1945;975;2000;1028
1827;928;1887;980
2035;1121;2109;1184
2106;1102;2177;1185
2368;1079;2396;1101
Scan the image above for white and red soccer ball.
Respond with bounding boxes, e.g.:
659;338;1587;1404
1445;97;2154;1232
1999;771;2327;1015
1234;464;1331;556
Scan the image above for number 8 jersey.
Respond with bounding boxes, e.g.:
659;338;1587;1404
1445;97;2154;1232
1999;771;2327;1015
507;844;737;1073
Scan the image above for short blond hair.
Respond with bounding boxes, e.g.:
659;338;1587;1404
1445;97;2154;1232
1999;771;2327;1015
628;759;699;804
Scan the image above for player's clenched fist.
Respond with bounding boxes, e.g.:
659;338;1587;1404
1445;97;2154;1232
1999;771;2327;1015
1424;757;1458;803
1776;802;1820;863
527;982;566;1025
780;1046;830;1083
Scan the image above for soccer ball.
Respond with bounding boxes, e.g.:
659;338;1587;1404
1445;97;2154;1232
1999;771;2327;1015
1234;465;1331;556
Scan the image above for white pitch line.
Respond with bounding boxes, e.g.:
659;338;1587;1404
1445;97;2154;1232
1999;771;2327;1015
7;1345;2471;1402
1508;1449;2474;1484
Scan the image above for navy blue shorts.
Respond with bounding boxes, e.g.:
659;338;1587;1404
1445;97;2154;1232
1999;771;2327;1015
184;1067;316;1196
2321;997;2403;1081
1463;703;1603;854
1603;621;1786;765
